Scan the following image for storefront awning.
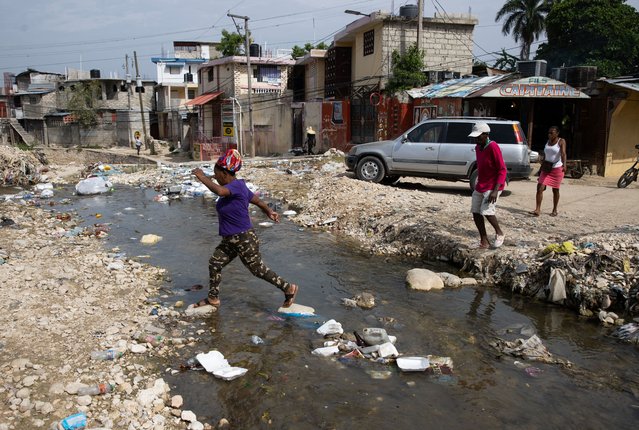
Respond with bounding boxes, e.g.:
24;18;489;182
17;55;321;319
185;91;223;106
473;77;589;99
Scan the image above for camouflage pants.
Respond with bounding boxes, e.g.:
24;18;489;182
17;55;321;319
208;229;290;300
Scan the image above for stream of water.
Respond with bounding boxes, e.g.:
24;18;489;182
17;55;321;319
43;184;639;429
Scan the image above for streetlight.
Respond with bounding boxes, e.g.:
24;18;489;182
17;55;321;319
344;9;370;16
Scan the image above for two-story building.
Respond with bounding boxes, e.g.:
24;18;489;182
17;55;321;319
151;41;220;145
193;54;295;158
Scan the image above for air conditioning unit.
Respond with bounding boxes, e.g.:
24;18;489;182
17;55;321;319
184;73;194;83
551;68;567;82
565;66;597;88
516;60;547;77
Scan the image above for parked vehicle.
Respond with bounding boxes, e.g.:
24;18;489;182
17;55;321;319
617;144;639;188
345;117;532;190
528;149;539;163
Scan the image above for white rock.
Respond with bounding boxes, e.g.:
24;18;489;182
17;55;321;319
137;388;157;408
181;410;197;422
77;395;92;406
184;304;216;317
437;272;462;288
406;268;444;291
16;388;30;399
22;376;36;387
140;234;163;245
171;395;183;409
460;277;478;287
188;421;204;430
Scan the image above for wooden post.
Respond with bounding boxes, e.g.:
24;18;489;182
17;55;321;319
134;51;154;155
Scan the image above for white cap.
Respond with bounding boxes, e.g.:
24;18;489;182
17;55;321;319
468;122;490;137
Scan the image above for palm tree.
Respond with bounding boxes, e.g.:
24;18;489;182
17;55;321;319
495;0;551;60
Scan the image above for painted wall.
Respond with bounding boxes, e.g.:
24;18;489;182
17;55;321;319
321;100;351;152
606;92;639;177
351;23;384;89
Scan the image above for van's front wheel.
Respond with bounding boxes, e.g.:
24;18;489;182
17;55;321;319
356;156;385;183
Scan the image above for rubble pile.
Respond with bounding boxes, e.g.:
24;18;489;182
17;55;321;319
0;145;46;186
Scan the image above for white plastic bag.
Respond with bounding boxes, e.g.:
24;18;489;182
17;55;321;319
75;176;112;195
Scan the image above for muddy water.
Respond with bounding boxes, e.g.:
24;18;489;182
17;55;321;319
53;185;639;429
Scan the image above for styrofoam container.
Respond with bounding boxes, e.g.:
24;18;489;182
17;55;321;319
311;345;340;357
316;319;344;336
397;356;430;372
196;351;229;373
377;342;399;358
213;367;248;381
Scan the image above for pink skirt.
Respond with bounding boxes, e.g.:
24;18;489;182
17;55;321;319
539;167;564;188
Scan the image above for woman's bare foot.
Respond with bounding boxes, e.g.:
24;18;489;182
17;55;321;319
282;284;299;308
193;297;220;308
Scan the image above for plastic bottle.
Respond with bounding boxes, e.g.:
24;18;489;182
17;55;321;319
134;332;164;346
77;383;114;396
90;349;123;361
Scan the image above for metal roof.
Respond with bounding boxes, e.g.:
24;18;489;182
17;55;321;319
406;75;511;99
603;78;639;93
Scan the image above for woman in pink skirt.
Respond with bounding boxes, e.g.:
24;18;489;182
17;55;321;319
532;126;567;216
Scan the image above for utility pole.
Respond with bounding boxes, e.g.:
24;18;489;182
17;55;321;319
417;0;423;52
133;51;154;155
125;54;131;111
228;13;254;157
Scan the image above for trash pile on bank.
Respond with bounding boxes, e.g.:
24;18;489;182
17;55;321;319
0;145;46;186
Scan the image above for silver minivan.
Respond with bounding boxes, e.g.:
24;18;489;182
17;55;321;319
345;117;531;190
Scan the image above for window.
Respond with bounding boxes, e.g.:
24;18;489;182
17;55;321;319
363;29;374;56
188;89;196;99
255;65;281;84
407;123;444;143
444;123;473;143
208;68;214;82
168;66;181;75
488;124;519;144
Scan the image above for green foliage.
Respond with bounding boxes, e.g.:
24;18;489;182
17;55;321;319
386;44;426;94
67;81;101;128
495;0;551;60
291;42;329;59
536;0;639;77
493;49;520;71
219;29;245;57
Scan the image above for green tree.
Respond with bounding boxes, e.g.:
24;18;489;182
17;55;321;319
290;42;329;59
536;0;639;77
219;29;245;57
495;0;551;60
386;44;426;94
67;81;101;128
493;48;520;71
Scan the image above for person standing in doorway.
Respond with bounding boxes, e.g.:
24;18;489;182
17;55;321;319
469;122;507;249
531;126;566;217
135;135;142;156
305;126;316;155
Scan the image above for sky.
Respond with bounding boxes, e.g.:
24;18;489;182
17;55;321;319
1;0;638;81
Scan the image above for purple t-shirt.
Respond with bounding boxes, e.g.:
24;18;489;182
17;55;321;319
216;179;254;236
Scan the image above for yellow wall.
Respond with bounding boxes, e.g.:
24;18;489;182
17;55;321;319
605;93;639;177
352;23;384;88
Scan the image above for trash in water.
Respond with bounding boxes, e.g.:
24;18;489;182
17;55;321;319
397;357;430;372
311;345;340;357
250;335;264;345
140;234;163;245
196;350;247;381
282;210;297;216
75;176;112;195
525;367;544;378
426;356;454;375
278;303;315;317
361;328;390;346
258;222;274;227
213;367;248;381
316;319;344;336
377;342;399;358
366;370;392;380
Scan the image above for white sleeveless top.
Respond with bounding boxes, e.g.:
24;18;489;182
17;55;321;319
544;140;563;168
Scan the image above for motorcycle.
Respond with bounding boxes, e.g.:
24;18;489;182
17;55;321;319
617;144;639;188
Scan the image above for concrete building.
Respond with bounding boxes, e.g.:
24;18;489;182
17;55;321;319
151;41;221;145
193;55;295;158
